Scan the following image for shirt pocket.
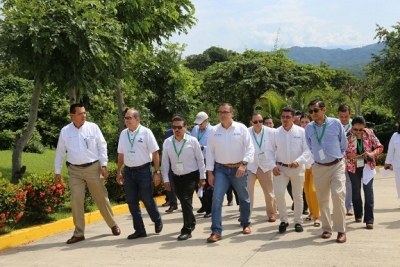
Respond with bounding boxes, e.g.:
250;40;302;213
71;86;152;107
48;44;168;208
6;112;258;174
394;141;400;150
292;138;302;151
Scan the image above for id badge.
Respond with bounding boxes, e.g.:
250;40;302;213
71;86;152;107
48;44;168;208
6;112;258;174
127;150;135;160
176;162;184;172
318;149;326;161
258;152;267;161
356;158;364;168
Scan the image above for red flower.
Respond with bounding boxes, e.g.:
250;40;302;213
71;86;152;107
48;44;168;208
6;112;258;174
29;191;36;197
39;192;45;198
50;185;56;191
46;207;52;213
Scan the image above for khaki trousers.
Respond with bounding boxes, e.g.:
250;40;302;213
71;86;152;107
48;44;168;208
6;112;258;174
304;169;320;219
312;160;346;233
68;161;116;237
248;168;277;217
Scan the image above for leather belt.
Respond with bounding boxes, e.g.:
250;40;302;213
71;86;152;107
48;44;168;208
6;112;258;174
125;162;151;170
67;160;98;168
315;158;341;166
217;162;242;168
276;162;290;167
173;170;199;177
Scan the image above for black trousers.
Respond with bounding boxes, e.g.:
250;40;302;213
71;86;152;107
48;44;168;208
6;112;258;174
287;181;308;212
173;170;199;234
196;172;213;214
226;185;239;205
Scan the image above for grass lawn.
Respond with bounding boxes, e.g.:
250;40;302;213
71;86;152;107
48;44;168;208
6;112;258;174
0;149;69;180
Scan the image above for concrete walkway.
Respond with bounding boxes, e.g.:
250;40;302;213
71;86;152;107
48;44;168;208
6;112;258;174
1;170;399;266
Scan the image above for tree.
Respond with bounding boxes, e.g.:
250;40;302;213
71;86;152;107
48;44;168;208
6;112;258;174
185;46;237;71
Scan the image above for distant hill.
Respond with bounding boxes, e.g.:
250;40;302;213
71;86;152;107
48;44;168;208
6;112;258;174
285;43;385;77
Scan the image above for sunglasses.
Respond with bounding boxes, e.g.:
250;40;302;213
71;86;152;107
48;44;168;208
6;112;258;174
280;115;292;120
352;128;364;132
172;126;184;130
124;116;133;120
309;108;321;114
252;120;263;124
218;111;231;114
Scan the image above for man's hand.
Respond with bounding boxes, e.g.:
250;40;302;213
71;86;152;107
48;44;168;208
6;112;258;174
117;172;124;185
290;161;299;168
55;174;62;184
208;172;215;187
384;164;391;170
198;179;206;188
153;173;161;186
347;153;360;160
101;166;108;180
164;182;171;191
235;164;246;178
272;167;281;176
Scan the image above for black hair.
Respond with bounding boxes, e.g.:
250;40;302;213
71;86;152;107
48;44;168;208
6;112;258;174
295;110;303;116
219;103;233;112
300;113;312;121
338;104;351;113
172;116;187;126
70;103;84;114
351;115;366;126
308;99;325;108
263;115;273;121
281;106;295;117
398;124;400;134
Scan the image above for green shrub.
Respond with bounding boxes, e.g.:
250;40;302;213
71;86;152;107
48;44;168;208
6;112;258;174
23;129;45;154
19;172;68;223
105;163;126;203
0;178;26;231
0;130;15;150
376;153;386;166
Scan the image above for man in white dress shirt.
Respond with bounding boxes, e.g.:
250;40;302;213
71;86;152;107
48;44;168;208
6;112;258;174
206;103;255;242
54;103;120;244
117;109;163;240
248;112;277;222
338;104;354;216
162;116;206;241
267;107;310;233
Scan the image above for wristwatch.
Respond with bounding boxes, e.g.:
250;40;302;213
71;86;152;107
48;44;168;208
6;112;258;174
154;170;161;174
241;161;248;165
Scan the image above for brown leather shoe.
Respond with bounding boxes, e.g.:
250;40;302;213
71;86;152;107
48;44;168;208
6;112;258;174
336;232;347;243
242;226;251;234
268;216;276;222
66;236;85;244
346;210;354;216
165;206;178;213
321;231;332;239
355;218;362;223
111;225;121;236
207;233;222;242
366;223;374;229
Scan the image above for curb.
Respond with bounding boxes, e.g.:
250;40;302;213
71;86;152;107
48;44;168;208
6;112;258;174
0;195;166;251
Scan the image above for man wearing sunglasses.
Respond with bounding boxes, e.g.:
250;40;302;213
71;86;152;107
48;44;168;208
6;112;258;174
206;103;254;242
267;107;310;234
116;109;163;240
337;104;354;217
162;116;206;241
305;100;348;243
191;111;213;218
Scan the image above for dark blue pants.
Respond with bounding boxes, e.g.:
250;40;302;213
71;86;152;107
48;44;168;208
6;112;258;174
348;167;374;224
123;165;161;233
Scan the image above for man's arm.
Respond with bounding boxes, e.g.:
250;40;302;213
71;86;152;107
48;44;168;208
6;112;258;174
54;130;66;184
152;151;161;186
242;126;255;164
117;153;124;185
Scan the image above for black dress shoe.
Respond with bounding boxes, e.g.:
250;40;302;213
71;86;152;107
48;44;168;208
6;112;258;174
165;206;178;213
197;207;205;213
66;236;85;244
177;234;192;241
127;231;147;240
155;220;163;233
204;213;211;218
279;222;289;233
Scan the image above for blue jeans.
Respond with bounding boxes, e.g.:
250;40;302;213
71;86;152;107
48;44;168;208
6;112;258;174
211;163;251;235
348;167;374;223
123;165;161;233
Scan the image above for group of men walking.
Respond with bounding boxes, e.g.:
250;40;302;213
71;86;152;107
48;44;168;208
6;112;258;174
54;99;358;244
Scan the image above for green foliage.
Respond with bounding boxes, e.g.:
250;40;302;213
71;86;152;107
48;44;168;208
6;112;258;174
22;128;45;154
18;172;68;223
0;178;27;232
185;46;237;71
375;153;387;166
0;130;15;150
104;163;125;203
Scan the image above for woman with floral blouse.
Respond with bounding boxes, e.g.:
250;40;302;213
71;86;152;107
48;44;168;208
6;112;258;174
344;116;383;230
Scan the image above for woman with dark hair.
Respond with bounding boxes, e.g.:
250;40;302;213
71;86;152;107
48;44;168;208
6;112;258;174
344;115;384;229
384;124;400;200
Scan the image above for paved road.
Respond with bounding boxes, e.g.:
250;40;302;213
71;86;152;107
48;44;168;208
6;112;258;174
1;171;399;266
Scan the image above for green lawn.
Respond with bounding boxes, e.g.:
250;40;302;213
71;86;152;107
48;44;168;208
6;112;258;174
0;149;69;180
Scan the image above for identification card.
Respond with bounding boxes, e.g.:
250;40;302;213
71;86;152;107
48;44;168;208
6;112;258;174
356;158;364;168
176;162;184;172
318;149;326;161
127;150;135;160
258;152;267;161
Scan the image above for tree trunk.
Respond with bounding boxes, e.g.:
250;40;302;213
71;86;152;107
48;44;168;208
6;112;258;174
115;83;126;132
69;87;78;104
11;79;43;183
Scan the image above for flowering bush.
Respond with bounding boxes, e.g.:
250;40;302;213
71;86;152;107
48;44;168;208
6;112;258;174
104;163;126;203
376;152;386;166
19;172;68;222
0;179;26;231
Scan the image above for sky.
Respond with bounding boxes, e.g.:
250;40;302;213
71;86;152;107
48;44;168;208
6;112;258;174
170;0;400;56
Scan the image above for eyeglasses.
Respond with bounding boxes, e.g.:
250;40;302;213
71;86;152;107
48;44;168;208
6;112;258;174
218;111;231;114
172;126;184;130
252;120;263;124
124;116;133;120
352;128;364;132
280;115;292;120
309;108;321;114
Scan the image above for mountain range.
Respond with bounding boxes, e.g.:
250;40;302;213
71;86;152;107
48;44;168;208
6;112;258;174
284;43;385;77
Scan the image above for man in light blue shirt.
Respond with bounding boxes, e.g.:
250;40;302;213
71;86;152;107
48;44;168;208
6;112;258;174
305;99;348;243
